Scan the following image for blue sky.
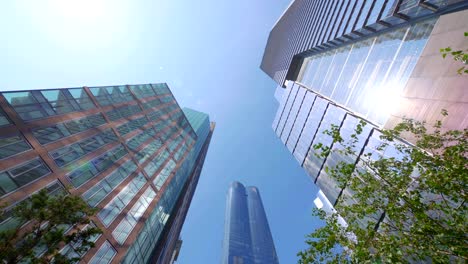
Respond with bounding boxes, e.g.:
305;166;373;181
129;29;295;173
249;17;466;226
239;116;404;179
0;1;323;263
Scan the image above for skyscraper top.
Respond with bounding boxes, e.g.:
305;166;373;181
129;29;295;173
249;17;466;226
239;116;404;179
223;182;279;264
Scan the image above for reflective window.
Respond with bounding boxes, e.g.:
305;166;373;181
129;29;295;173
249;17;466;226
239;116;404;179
129;84;156;99
286;91;316;152
365;0;386;26
134;139;164;165
112;186;157;244
32;114;107;145
3;91;48;120
89;241;116;264
152;83;171;95
355;0;374;30
337;0;357;36
50;130;118;167
298;18;436;125
68;88;95;110
303;106;346;180
2;89;94;121
67;145;127;187
153;159;176;190
60;222;101;260
316;114;372;204
0;158;51;196
293;97;328;164
126;128;157;151
281;88;306;144
272;84;294;131
0;134;31;160
276;84;299;137
144;150;171;178
116;116;148;136
106;104;141;121
82;159;138;207
141;98;162;110
89;86;134;106
0;108;11;126
0;182;64;231
344;0;365;34
41;90;76;115
329;0;349;40
98;173;147;227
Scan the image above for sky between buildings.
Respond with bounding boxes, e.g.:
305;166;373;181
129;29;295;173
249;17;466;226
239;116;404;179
0;0;323;263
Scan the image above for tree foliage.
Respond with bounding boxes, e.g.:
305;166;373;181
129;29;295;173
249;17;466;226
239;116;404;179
0;189;102;264
298;112;467;263
440;32;468;75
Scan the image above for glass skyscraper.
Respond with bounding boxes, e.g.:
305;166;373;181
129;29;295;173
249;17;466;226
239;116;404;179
222;182;279;264
0;83;214;263
262;0;468;225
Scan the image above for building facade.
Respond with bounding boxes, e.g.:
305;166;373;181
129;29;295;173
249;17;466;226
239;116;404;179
222;182;279;264
0;83;214;263
263;0;467;223
261;0;468;88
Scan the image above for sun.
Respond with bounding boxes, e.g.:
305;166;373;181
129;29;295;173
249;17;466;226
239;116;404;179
17;0;130;51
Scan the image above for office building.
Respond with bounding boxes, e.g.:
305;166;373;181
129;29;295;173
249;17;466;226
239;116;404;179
222;182;279;264
0;83;214;263
262;0;468;222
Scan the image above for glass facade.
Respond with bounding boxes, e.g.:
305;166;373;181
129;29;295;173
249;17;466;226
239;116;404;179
222;182;279;264
265;0;468;250
298;18;436;125
0;83;213;263
122;108;212;264
261;0;465;86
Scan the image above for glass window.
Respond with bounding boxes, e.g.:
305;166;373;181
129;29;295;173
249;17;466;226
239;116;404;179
153;159;176;190
112;187;156;244
41;90;77;115
281;88;306;144
0;108;11;126
82;159;138;207
106;104;142;121
276;84;299;137
129;84;156;99
0;158;51;196
98;173;147;227
50;130;117;167
67;88;95;110
0;134;31;160
365;0;386;26
135;139;164;165
89;86;134;106
303;105;346;180
66;145;128;187
116;116;148;136
32;124;69;145
337;0;357;37
2;89;94;121
31;113;108;145
89;241;116;264
293;97;328;164
0;182;64;232
2;91;48;120
286;92;316;153
152;83;171;95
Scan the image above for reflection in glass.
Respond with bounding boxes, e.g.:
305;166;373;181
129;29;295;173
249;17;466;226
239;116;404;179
298;18;436;126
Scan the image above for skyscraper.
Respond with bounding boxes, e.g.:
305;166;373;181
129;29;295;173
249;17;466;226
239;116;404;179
262;1;467;222
0;83;214;263
222;182;279;264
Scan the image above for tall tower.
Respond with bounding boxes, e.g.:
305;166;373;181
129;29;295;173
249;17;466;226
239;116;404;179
0;83;214;264
222;182;279;264
261;0;468;218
